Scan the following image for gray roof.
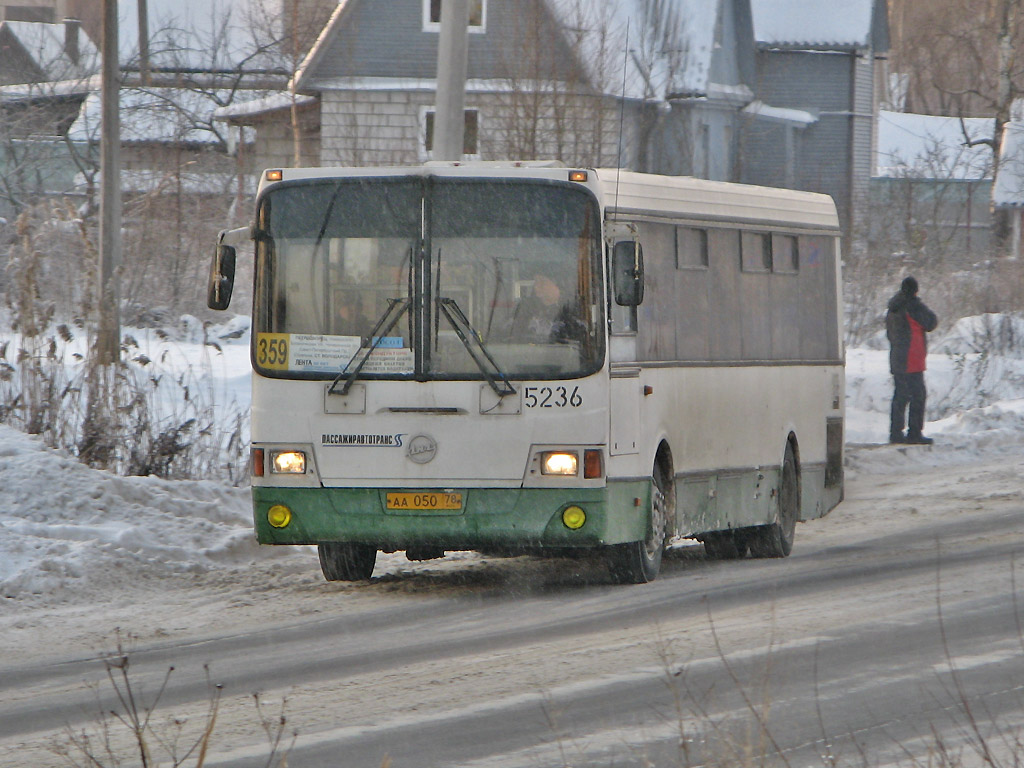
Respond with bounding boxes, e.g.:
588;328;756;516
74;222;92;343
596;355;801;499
295;0;744;101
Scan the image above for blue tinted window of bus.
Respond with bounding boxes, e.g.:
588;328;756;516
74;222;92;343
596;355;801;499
430;180;598;238
263;179;422;239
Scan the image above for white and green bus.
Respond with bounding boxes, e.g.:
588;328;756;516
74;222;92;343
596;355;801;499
209;163;844;584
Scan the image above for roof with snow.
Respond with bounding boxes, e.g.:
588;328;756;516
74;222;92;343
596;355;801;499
67;87;266;145
994;122;1024;208
545;0;724;99
0;19;99;81
751;0;888;50
875;110;994;181
213;91;318;121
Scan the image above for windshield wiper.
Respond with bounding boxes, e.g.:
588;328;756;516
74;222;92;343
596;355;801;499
438;297;516;397
328;297;410;396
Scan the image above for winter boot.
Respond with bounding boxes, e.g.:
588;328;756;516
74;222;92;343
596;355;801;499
905;432;933;445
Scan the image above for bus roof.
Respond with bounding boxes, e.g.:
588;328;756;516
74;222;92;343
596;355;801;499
591;169;841;231
255;164;840;232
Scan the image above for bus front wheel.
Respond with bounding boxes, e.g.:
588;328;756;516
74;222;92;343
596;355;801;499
748;443;798;558
608;463;671;584
318;542;377;581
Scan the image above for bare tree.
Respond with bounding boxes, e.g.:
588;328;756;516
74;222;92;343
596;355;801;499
888;0;1023;252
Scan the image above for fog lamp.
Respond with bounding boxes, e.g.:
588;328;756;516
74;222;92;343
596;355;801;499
541;451;578;476
270;450;306;474
267;504;292;528
562;506;586;530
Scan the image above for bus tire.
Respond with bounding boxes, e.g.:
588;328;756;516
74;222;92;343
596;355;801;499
748;443;798;558
608;462;671;584
318;542;377;581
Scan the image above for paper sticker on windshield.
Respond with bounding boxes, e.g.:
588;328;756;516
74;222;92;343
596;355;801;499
256;333;413;374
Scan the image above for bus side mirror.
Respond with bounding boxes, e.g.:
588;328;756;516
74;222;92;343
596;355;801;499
612;240;644;306
207;243;236;310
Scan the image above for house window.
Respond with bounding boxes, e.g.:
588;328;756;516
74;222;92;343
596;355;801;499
424;0;486;32
421;108;480;160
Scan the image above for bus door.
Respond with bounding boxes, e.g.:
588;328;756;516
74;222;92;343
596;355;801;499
608;228;644;456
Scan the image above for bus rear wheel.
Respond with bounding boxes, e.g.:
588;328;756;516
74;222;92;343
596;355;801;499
608;463;671;584
748;443;798;558
318;542;377;581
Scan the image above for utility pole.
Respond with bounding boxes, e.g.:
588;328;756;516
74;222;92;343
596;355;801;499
137;0;150;85
434;0;470;161
97;0;121;364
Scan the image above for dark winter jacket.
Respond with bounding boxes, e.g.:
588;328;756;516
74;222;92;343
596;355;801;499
886;291;938;374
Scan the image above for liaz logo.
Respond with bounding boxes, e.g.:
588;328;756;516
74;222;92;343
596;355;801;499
406;435;438;464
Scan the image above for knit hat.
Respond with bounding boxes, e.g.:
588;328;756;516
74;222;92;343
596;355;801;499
901;276;918;296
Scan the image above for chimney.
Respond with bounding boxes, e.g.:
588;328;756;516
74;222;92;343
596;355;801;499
63;18;80;65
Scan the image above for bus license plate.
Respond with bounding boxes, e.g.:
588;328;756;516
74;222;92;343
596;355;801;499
386;492;463;511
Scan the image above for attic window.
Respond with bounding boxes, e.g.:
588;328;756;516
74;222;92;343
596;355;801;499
424;0;485;32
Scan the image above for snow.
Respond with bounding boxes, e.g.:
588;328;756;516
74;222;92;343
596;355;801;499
876;110;994;180
994;121;1024;208
68;87;268;145
750;0;878;48
1;311;1023;610
545;0;719;99
0;19;100;80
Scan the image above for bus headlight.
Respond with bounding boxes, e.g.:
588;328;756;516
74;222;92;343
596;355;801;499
541;451;578;476
270;450;306;474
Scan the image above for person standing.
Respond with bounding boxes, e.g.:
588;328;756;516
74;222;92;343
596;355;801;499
886;276;938;444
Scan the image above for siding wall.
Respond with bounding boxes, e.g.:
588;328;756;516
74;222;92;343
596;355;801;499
744;48;871;243
319;88;622;168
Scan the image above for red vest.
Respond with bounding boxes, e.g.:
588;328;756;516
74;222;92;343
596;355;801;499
906;315;927;373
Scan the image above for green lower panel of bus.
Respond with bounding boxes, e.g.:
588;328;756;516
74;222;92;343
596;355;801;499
252;482;651;551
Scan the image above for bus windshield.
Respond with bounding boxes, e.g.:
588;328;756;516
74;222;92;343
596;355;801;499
253;177;604;381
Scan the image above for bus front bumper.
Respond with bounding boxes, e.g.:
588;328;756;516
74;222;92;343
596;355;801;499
252;483;650;551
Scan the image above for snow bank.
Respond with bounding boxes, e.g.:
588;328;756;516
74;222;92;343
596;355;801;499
0;424;265;600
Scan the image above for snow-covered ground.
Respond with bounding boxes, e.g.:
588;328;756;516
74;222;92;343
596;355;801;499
1;313;1023;610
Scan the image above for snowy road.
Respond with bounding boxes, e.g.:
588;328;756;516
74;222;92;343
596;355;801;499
2;446;1023;767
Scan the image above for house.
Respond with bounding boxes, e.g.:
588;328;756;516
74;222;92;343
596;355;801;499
217;0;760;181
744;0;890;246
872;110;994;260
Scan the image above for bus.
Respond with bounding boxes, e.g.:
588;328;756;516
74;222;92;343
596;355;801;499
208;162;844;584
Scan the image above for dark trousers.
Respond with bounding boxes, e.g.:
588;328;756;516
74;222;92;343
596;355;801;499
891;371;927;437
